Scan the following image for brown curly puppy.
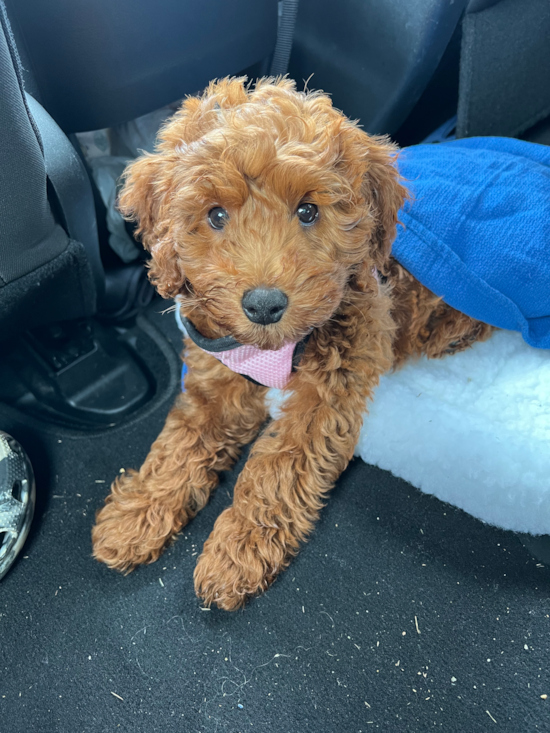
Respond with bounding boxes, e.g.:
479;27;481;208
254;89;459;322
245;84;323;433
92;77;492;610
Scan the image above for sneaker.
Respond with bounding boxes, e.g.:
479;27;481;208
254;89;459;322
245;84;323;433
0;432;36;580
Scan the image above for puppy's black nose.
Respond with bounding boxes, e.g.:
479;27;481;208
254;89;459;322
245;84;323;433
242;288;288;325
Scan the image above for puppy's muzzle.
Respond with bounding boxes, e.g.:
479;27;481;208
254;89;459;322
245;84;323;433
242;288;288;325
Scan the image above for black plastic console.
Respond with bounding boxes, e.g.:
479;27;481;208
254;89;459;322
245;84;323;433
0;314;177;430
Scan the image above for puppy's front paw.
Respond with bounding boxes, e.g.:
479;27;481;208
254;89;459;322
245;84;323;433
194;507;285;611
92;470;177;572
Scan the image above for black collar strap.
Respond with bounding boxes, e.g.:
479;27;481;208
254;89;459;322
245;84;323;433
181;317;242;352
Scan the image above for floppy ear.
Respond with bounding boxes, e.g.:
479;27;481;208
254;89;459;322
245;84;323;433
118;153;169;249
118;153;186;299
337;123;407;274
361;136;407;272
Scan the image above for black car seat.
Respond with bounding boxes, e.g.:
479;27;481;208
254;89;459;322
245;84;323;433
457;0;550;140
5;0;278;133
289;0;550;142
0;4;101;342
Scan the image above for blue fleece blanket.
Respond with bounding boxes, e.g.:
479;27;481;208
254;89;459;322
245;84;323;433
394;137;550;349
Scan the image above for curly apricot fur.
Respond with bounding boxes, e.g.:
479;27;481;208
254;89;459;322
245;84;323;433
92;78;492;610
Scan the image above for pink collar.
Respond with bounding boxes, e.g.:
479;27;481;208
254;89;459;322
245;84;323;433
179;316;307;389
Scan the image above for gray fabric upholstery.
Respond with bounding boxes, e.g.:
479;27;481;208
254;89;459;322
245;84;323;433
457;0;550;138
0;240;96;342
0;2;96;340
0;2;65;285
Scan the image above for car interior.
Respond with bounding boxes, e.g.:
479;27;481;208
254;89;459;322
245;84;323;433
1;0;550;730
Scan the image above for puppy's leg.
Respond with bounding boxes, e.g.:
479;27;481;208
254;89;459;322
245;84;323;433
194;298;394;610
92;346;267;572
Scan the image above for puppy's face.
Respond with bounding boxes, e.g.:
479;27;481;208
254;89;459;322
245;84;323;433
119;78;406;350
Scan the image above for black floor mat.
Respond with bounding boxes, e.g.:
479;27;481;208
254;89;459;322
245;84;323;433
1;302;549;733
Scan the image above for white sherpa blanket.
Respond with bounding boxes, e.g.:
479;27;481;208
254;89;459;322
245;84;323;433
266;330;550;536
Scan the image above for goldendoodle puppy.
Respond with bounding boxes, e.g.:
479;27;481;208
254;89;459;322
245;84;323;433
92;77;491;609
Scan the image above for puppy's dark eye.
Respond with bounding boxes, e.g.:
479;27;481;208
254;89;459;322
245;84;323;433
296;202;318;226
207;207;229;230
